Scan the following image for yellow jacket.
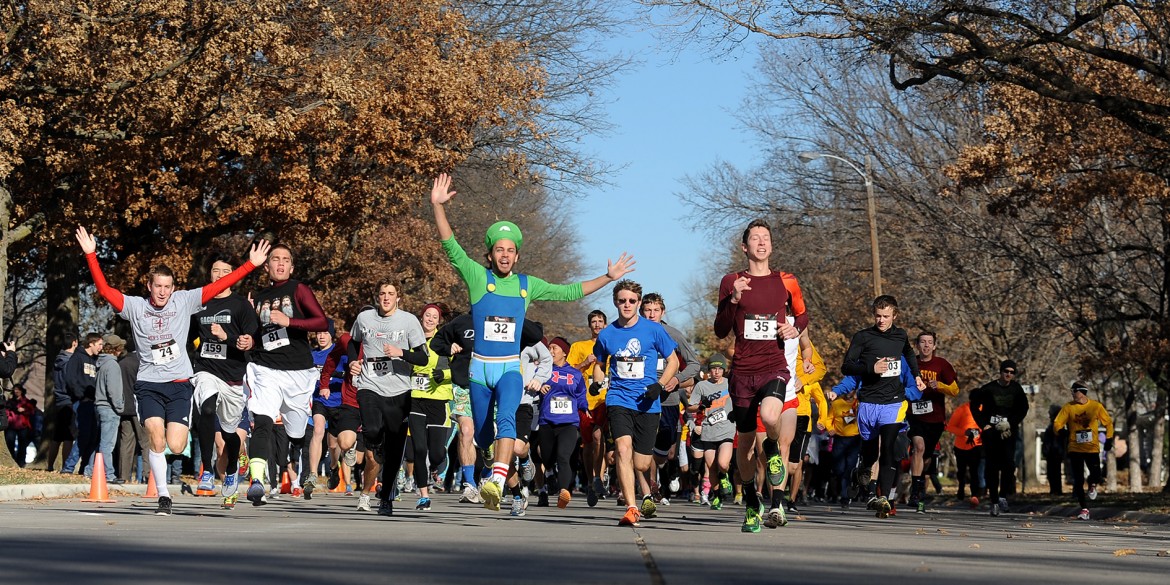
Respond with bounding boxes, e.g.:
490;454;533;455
1054;400;1113;454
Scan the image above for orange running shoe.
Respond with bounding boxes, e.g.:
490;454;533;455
618;506;642;527
557;489;572;509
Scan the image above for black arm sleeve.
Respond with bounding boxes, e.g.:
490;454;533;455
347;339;360;364
0;351;16;379
400;344;429;367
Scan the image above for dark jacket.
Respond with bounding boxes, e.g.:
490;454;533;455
117;352;140;417
970;378;1029;433
52;350;74;406
65;350;99;402
0;349;16;379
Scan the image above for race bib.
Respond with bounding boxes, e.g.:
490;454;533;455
705;409;727;425
844;416;856;424
261;326;290;351
364;357;393;377
910;400;933;416
200;341;227;360
990;415;1006;425
657;358;665;373
151;340;178;364
483;316;516;343
83;363;96;377
615;356;646;380
1075;430;1093;444
743;313;778;341
550;396;573;414
411;375;430;392
881;357;902;378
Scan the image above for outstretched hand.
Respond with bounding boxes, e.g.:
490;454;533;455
248;239;272;267
75;226;97;255
606;252;636;281
431;173;457;206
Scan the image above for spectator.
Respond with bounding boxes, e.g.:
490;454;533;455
0;339;16;378
62;333;103;474
5;384;35;467
46;333;78;472
89;334;126;483
117;345;147;483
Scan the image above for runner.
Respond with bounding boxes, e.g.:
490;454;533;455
786;337;830;514
840;295;925;519
75;226;269;515
242;244;330;507
429;173;635;511
683;354;734;510
507;325;551;516
537;337;589;509
826;386;861;508
189;252;260;508
970;360;1029;516
429;312;480;503
311;320;356;494
319;320;363;494
1053;382;1113;520
569;310;609;506
409;303;454;511
907;331;959;513
713;219;808;533
591;280;678;526
348;282;429;515
944;395;983;506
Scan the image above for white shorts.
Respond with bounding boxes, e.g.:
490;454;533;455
245;363;316;439
192;371;248;433
678;434;689;467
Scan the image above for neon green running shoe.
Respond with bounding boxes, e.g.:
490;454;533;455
742;506;762;533
480;480;502;511
767;454;786;487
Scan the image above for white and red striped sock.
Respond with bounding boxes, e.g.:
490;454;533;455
491;462;509;487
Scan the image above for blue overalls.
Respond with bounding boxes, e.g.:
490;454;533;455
468;270;528;446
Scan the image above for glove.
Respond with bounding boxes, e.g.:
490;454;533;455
432;369;446;384
1104;438;1114;452
641;382;663;402
993;418;1010;433
588;381;602;396
698;394;715;410
965;428;979;445
999;427;1012;440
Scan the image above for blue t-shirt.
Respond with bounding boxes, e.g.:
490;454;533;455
594;317;678;414
312;344;345;408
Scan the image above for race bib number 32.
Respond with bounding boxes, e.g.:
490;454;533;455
743;313;778;341
483;316;516;343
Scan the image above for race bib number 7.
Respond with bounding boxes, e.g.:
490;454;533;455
743;313;778;341
615;356;646;380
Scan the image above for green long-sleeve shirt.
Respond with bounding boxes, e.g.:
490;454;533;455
442;235;584;306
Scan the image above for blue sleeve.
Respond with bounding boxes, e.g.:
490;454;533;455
901;358;922;401
832;376;860;396
593;334;609;365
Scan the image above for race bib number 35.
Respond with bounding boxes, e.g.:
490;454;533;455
743;313;778;341
615;356;646;380
483;316;516;343
151;340;178;364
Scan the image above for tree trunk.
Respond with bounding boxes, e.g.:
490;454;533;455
1153;390;1167;491
30;243;80;468
1124;389;1142;492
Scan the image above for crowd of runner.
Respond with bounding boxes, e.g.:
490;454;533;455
57;174;1116;526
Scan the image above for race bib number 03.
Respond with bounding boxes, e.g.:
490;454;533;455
550;397;573;414
910;400;933;416
200;341;227;360
151;340;178;364
483;316;516;343
881;357;902;378
1075;430;1093;444
365;357;393;377
262;326;290;351
615;356;646;380
743;313;777;341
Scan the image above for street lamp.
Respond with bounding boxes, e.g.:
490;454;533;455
798;151;882;297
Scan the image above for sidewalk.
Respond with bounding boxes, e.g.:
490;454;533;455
0;482;185;501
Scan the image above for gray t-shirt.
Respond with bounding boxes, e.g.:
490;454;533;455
656;321;701;407
120;289;204;383
685;379;734;443
520;342;552;407
351;308;427;397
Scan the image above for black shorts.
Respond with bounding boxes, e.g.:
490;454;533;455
313;402;361;437
607;406;660;456
908;419;945;454
136;380;194;426
514;404;535;443
52;404;75;441
653;403;681;456
789;415;812;464
691;437;732;452
356;389;410;447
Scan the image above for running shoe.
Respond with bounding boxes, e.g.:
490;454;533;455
357;493;372;512
709;492;722;511
767;454;787;486
415;497;432;511
291;487;303;497
700;492;710;506
916;501;926;514
849;466;871;500
592;477;606;501
328;467;341;490
181;483;195;496
303;476;315;500
480;480;502;511
247;479;267;507
510;495;526;517
998;497;1010;513
763;506;788;528
237;455;249;484
839;498;850;510
378;499;393;516
557;488;572;509
197;470;215;493
343;446;357;468
619;506;642;527
640;495;658;519
741;506;762;533
733;494;743;505
460;483;483;504
668;476;681;494
345;485;354;496
221;493;238;509
990;503;1000;517
720;475;733;496
155;496;173;516
221;472;239;498
1077;508;1090;520
1088;485;1098;501
519;459;535;483
587;484;598;508
873;496;892;519
969;496;980;508
538;490;550;507
786;499;799;514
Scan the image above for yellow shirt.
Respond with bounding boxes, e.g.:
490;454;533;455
1054;400;1113;454
829;397;859;437
569;338;606;409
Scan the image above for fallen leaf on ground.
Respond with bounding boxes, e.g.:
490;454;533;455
969;543;981;549
936;528;950;535
915;528;927;535
1059;536;1069;541
1020;522;1033;528
1114;549;1138;557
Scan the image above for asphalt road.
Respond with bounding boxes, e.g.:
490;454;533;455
1;491;1167;584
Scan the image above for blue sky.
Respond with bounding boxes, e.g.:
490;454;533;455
574;23;761;329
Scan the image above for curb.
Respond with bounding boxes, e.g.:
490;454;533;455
0;483;185;501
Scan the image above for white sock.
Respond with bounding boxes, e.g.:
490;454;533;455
148;451;170;498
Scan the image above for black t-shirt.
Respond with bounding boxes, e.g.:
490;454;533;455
842;325;919;405
250;279;315;371
190;293;258;382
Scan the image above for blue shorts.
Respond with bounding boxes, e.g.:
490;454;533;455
136;380;195;426
468;355;522;444
856;401;908;441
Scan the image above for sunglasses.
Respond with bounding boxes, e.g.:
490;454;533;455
1002;369;1016;374
616;298;640;305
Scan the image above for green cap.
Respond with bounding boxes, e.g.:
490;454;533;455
707;353;728;370
485;220;523;251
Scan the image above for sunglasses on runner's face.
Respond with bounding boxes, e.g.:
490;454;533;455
616;298;639;305
1002;369;1015;374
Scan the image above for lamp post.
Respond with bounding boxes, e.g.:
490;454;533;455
798;152;882;297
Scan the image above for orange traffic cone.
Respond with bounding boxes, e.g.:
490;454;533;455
82;453;117;503
279;471;291;494
195;464;216;497
144;469;159;498
329;465;350;493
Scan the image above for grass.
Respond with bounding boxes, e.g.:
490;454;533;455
0;466;91;486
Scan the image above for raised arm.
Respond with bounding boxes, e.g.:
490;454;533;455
430;173;457;241
580;252;636;296
76;226;125;312
199;239;270;304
